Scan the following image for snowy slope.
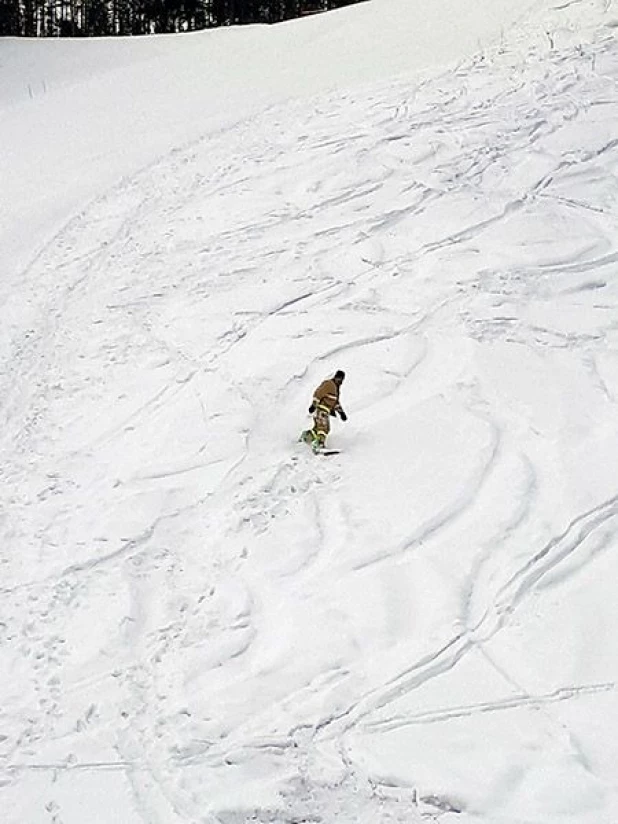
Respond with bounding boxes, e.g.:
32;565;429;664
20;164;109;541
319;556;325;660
4;1;618;822
2;0;541;366
0;0;590;281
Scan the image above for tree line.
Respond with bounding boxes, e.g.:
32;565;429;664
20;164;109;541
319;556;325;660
1;0;364;37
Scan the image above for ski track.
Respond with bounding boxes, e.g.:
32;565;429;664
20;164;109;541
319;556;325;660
4;32;618;824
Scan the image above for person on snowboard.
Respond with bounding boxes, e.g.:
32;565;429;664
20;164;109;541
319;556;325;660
301;369;347;453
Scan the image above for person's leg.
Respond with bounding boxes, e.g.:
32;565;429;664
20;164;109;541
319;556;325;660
313;408;330;450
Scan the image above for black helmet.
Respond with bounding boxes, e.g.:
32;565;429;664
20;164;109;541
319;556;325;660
334;370;345;382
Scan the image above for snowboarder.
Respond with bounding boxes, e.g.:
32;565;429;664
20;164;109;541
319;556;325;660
301;369;347;453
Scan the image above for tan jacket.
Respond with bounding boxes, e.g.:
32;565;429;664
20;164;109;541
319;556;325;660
312;378;343;414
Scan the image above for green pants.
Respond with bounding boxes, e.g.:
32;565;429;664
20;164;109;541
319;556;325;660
312;407;330;444
302;407;330;447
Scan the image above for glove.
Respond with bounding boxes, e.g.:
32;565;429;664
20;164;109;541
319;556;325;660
308;404;315;414
339;410;347;421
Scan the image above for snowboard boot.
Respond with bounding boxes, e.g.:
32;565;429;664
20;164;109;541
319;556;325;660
312;435;325;454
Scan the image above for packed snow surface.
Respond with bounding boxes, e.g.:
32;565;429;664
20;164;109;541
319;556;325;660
3;0;618;822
